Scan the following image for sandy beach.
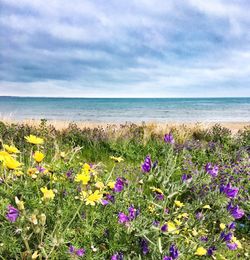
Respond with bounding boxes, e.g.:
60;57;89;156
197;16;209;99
1;118;249;134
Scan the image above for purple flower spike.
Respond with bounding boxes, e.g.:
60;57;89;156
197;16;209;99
164;133;175;144
195;212;204;220
228;222;236;230
181;174;192;183
205;163;219;177
6;205;19;223
128;205;139;220
101;199;109;206
118;212;129;224
169;244;179;259
76;248;85;257
114;178;125;192
111;252;123;260
141;155;152;173
226;242;238;250
69;245;75;254
227;204;244;219
140;239;149;255
221;183;239;199
207;246;216;256
69;245;85;257
163;257;172;260
161;224;168;232
220;232;233;242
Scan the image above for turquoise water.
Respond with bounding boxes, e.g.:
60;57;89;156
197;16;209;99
0;97;249;122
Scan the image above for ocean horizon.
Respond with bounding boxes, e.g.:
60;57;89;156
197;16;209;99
0;96;250;123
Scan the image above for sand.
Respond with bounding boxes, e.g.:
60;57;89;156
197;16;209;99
0;118;249;134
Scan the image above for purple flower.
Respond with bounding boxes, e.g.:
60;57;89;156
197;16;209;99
101;199;109;206
161;224;168;232
228;222;236;230
152;220;160;227
76;248;85;257
207;246;216;256
69;245;85;257
220;232;233;242
227;203;245;219
141;155;151;173
181;174;192;183
114;178;125;192
152;160;158;169
69;245;75;253
221;183;239;199
195;212;204;220
140;238;149;255
6;205;19;223
36;166;45;173
205;163;219;177
66;169;74;181
200;236;208;242
163;257;172;260
226;242;238;250
106;194;115;203
155;193;164;200
164;133;175;144
118;212;129;224
169;244;179;259
128;205;139;220
111;252;123;260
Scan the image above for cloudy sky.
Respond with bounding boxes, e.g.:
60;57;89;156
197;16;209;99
0;0;250;97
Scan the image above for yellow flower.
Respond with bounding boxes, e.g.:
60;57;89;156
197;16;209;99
107;181;115;189
32;251;39;259
25;135;44;145
80;191;88;200
148;204;155;213
15;196;25;210
192;229;198;236
167;221;179;234
232;236;242;249
82;163;91;173
220;223;226;230
27;168;38;178
14;170;24;176
175;200;184;207
177;213;189;219
0;151;10;161
30;214;38;225
150;187;164;194
203;205;211;209
174;218;182;226
85;190;102;206
3;144;20;154
40;187;55;201
3;156;21;170
110;156;124;163
95;181;105;190
75;173;90;185
33;151;45;163
195;247;207;256
60;152;66;158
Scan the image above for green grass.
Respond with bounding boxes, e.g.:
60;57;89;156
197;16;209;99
0;120;249;259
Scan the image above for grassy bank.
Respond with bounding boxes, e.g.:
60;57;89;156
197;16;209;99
0;120;249;259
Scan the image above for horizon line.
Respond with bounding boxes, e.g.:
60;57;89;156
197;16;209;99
0;95;249;99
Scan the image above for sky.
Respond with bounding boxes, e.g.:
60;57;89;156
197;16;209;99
0;0;250;97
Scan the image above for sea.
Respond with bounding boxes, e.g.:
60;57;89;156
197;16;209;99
0;97;249;123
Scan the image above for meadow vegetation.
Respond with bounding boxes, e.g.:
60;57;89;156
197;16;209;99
0;120;249;259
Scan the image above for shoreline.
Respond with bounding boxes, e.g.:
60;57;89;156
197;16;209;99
0;118;249;133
